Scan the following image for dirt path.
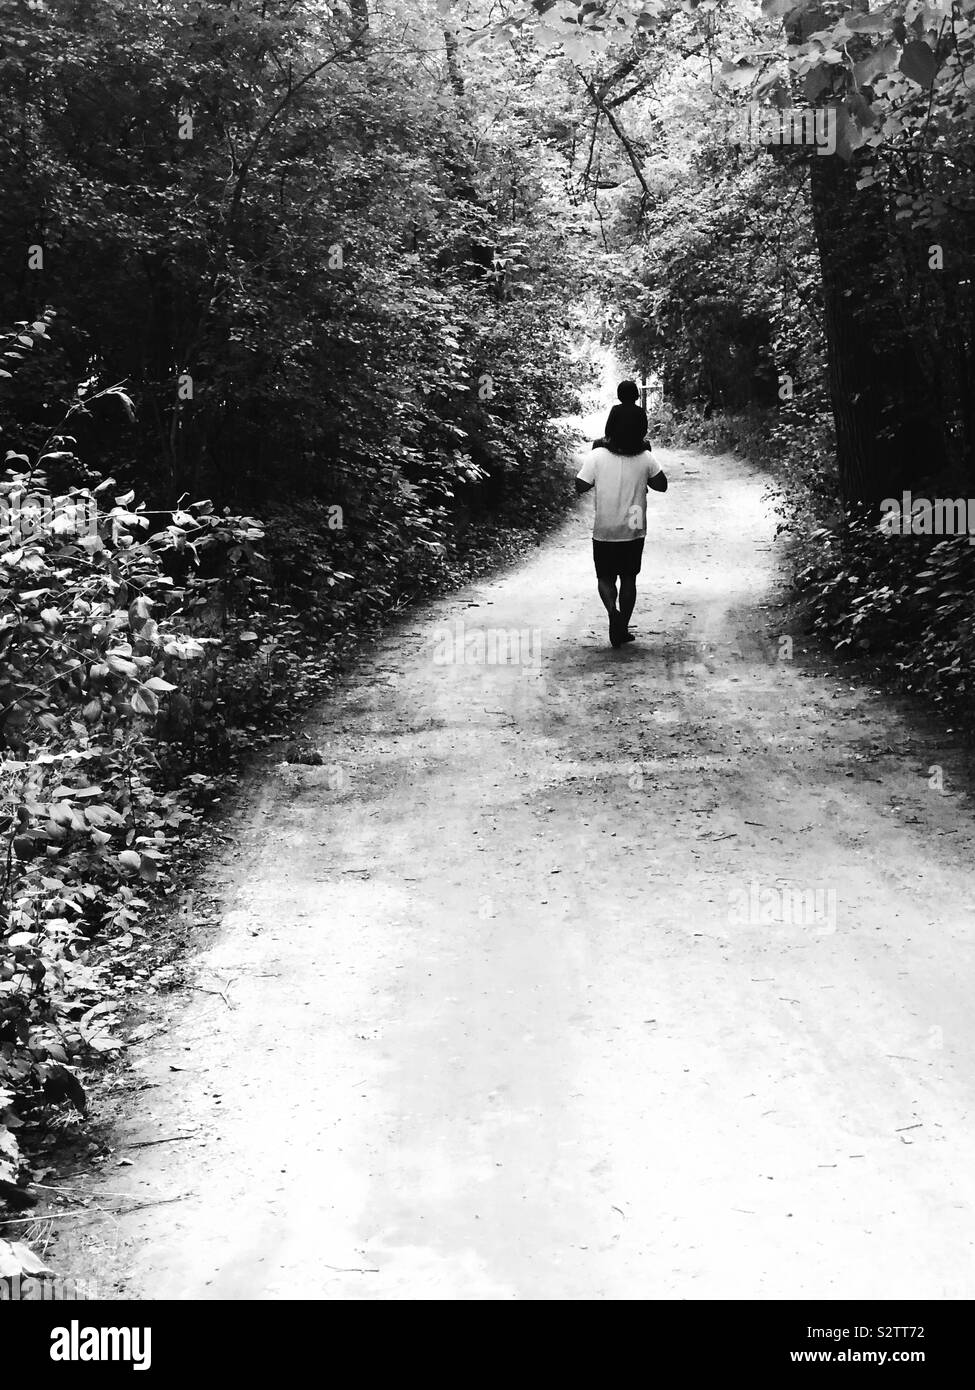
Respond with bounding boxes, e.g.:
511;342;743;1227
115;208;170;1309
64;437;975;1300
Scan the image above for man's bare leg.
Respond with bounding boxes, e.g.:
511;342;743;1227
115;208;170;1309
597;577;618;615
597;577;624;647
619;575;637;628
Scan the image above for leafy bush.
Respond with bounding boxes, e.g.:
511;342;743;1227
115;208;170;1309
761;389;975;720
791;516;975;709
647;401;768;456
0;365;266;1189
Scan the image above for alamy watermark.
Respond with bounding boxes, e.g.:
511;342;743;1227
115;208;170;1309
721;103;837;156
0;490;98;542
728;879;838;936
50;1319;150;1371
432;620;542;667
1;1273;97;1300
880;492;975;544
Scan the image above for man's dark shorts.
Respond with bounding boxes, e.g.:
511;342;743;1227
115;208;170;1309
592;538;644;581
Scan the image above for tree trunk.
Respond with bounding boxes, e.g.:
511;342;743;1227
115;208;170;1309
808;150;947;511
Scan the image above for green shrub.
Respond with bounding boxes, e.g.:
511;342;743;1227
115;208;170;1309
1;438;264;1190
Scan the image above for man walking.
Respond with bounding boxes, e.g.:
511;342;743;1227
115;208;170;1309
575;382;668;648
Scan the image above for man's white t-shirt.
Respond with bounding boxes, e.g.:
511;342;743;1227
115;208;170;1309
576;448;662;542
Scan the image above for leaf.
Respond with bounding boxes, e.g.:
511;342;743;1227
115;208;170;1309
138;857;158;882
118;849;141;870
106;389;136;422
844;13;891;33
720;61;760;92
0;1136;21;1187
163;636;206;659
106;653;138;677
899;40;939;89
804;68;832;100
130;685;159;717
847;91;878;130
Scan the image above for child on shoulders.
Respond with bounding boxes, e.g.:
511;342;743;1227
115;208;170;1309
592;380;651;456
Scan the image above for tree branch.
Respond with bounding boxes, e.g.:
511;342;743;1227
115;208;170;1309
579;71;653;211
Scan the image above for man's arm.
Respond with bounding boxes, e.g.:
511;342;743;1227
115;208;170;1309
576;453;597;495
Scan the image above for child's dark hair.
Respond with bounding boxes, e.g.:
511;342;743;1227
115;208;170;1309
617;380;640;403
